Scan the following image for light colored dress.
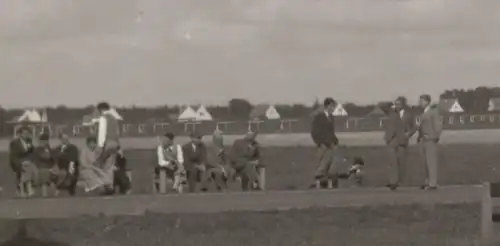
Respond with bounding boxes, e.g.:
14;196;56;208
78;147;113;192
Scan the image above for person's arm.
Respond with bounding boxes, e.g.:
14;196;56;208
407;113;417;138
176;144;185;171
432;109;443;140
157;146;168;166
97;116;107;148
384;114;395;144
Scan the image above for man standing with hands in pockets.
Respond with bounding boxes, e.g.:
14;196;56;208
417;94;442;190
311;98;339;189
384;97;416;191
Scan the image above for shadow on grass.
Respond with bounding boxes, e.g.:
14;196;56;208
0;220;68;246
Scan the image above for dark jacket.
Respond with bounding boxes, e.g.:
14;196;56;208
53;144;79;171
311;112;338;147
229;138;260;165
9;138;34;173
182;142;207;169
384;109;417;146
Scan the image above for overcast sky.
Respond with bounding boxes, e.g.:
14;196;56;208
1;0;499;108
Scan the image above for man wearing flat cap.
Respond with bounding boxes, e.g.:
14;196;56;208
182;132;209;192
229;131;262;191
32;133;57;197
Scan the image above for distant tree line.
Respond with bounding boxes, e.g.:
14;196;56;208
0;86;499;124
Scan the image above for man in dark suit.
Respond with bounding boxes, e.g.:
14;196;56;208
53;134;80;196
310;98;339;188
183;132;209;192
206;131;230;191
384;97;417;190
229;131;262;191
9;126;35;197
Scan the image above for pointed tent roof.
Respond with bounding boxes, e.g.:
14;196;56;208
439;98;463;113
178;106;197;121
488;98;500;111
40;109;48;123
367;106;386;117
332;103;348;116
250;105;281;120
195;105;213;121
11;109;43;123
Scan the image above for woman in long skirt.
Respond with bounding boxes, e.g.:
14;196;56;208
78;136;113;193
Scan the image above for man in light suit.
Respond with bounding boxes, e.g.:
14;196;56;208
384;97;416;190
417;94;442;190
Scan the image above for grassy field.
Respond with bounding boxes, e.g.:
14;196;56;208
1;129;500;151
0;204;486;246
1;143;499;197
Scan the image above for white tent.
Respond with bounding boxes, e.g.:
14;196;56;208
449;100;464;113
178;106;197;121
195;105;213;121
14;109;42;122
265;105;281;120
488;98;500;111
40;109;48;122
332;103;348;116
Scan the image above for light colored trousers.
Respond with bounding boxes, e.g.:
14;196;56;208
314;145;337;181
98;140;119;184
419;140;439;187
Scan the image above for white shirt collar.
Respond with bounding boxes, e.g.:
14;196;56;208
424;106;430;113
399;109;405;118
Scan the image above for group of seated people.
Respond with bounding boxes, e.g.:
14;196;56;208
9;126;131;198
154;130;264;193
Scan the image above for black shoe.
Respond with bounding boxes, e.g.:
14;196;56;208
424;186;437;191
386;184;398;191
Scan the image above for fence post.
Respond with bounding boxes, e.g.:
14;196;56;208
482;182;493;240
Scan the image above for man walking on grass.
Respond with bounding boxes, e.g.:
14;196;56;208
384;97;416;191
417;94;442;190
310;98;339;189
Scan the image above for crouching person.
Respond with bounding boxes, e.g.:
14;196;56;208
155;132;185;193
337;156;365;187
33;133;58;197
9;126;36;198
229;132;263;191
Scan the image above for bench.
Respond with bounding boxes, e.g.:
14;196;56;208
481;182;500;240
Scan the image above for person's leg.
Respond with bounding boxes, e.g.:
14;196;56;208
419;142;429;187
425;141;439;188
209;168;225;191
387;144;399;187
186;168;198;193
396;145;408;186
314;145;329;182
197;166;209;192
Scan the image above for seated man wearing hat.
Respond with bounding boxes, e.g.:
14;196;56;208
183;132;211;192
229;131;263;191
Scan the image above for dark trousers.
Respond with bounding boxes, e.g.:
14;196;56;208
114;169;131;194
388;144;408;186
186;164;208;192
233;161;259;191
